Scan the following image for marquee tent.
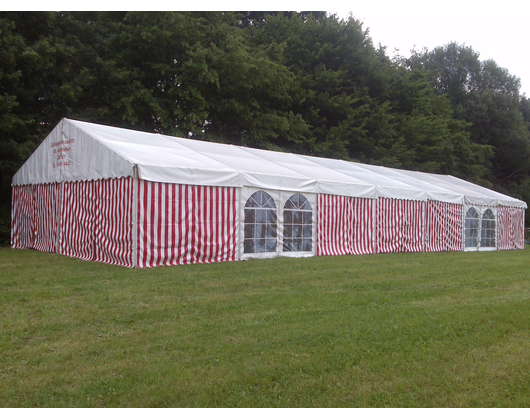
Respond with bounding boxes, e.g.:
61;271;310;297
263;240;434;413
11;118;527;268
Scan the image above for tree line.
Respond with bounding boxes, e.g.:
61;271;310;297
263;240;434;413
1;11;529;244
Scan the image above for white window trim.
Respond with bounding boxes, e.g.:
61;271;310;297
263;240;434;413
463;205;497;252
239;187;316;260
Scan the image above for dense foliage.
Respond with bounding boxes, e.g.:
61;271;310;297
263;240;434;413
1;11;529;244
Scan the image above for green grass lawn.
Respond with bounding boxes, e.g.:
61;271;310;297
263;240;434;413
1;247;530;407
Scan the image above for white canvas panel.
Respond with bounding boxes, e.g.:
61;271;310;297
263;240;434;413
137;164;241;188
12;119;135;185
13;118;526;211
166;136;319;193
70;120;242;187
374;185;427;201
303;155;413;189
302;155;429;201
353;163;464;204
242;147;378;198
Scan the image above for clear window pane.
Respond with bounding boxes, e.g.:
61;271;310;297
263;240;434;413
465;207;479;248
244;191;277;254
293;211;303;224
244;239;255;254
267;210;277;224
282;194;312;253
255;209;267;223
480;209;496;248
244;224;255;238
266;224;277;238
244;209;255;224
265;239;277;252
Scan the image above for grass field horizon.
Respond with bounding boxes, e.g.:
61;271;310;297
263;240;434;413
1;246;529;407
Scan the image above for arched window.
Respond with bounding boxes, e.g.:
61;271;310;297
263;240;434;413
283;193;312;252
480;209;496;248
244;191;277;253
465;207;479;248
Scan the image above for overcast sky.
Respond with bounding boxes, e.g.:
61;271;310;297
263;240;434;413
335;6;530;97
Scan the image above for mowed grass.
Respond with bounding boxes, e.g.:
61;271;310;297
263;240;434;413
1;247;530;407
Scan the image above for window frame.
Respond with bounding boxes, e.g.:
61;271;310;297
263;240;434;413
464;207;480;249
243;190;278;255
480;208;496;249
464;205;497;251
282;193;313;253
239;187;315;260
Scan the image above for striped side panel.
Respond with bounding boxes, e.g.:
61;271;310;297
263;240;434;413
94;177;134;267
137;181;237;268
497;207;525;250
60;180;96;261
425;201;463;252
448;203;464;251
377;198;401;254
402;200;424;253
317;194;347;256
351;197;374;255
377;198;424;254
11;185;35;249
316;194;374;256
33;183;60;253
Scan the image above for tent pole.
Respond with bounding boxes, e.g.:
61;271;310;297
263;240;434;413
421;200;429;252
132;166;138;268
373;198;378;254
236;187;241;261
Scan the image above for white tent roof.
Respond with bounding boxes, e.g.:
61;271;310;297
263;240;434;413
12;118;527;208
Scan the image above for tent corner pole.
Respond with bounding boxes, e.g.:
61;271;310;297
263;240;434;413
132;166;139;268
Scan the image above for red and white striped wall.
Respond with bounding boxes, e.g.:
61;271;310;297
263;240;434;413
12;183;61;253
93;177;134;266
316;194;374;256
60;177;134;266
137;180;238;268
425;200;463;252
12;177;134;267
376;198;425;254
60;180;97;261
12;181;525;268
497;206;525;250
12;185;34;250
316;196;465;256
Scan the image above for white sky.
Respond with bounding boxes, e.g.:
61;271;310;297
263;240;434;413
334;7;530;97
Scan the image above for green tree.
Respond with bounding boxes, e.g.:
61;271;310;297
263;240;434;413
247;13;392;158
406;42;530;192
0;17;35;189
2;13;529;244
